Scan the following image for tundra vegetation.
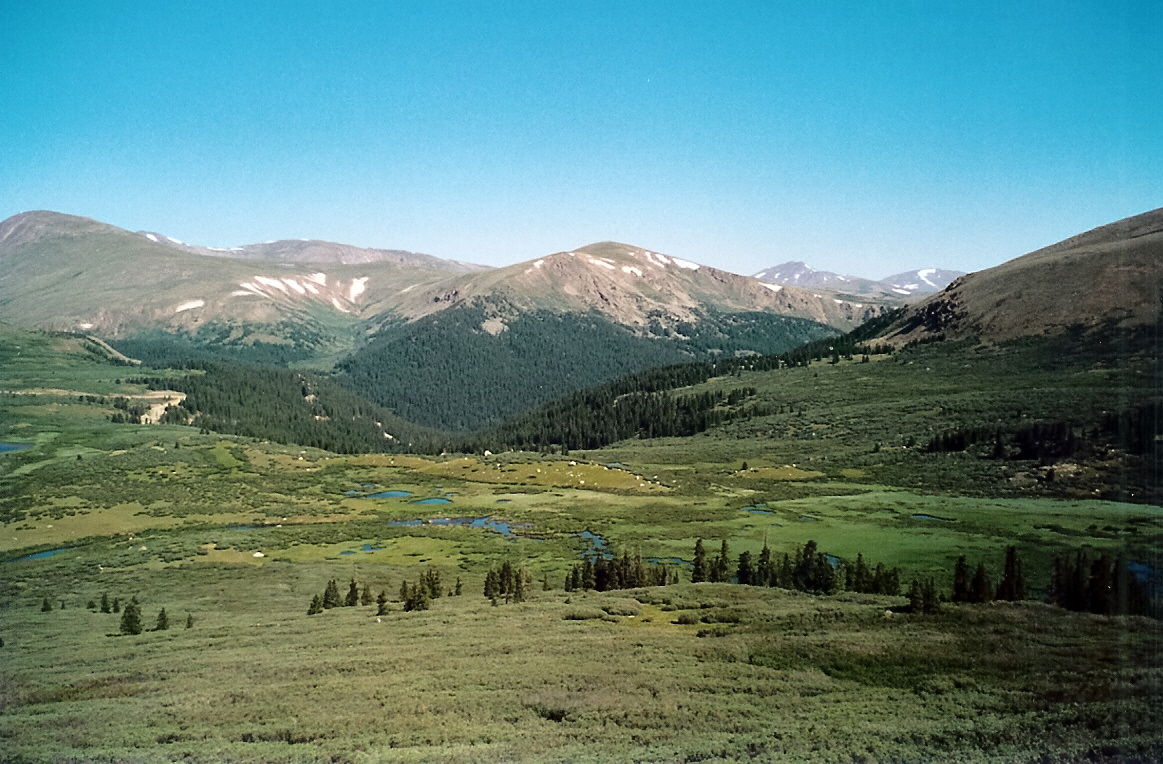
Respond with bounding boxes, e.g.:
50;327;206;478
0;322;1160;763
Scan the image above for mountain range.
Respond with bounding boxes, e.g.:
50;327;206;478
1;207;1159;431
753;261;964;298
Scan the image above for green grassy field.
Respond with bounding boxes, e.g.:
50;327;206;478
1;324;1160;762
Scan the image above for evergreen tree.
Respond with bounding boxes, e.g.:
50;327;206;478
376;590;388;616
345;579;360;607
908;578;941;614
513;567;529;603
736;550;755;586
455;577;463;596
87;599;97;610
711;539;731;583
691;538;707;583
307;594;323;615
41;597;52;612
421;568;443;600
360;584;373;606
970;562;993;603
185;613;194;629
322;579;342;609
112;597;121;613
952;555;971;602
101;592;111;613
120;599;143;635
155;608;169;631
756;542;775;587
402;582;430;612
852;553;871;594
996;546;1027;601
484;569;500;601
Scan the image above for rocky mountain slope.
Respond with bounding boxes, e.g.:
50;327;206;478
879;207;1163;344
0;212;889;356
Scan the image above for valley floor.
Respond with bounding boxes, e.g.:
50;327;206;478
1;328;1160;762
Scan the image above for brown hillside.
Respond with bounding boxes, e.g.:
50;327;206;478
882;208;1163;344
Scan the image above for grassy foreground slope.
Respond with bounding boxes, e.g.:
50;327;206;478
1;323;1161;763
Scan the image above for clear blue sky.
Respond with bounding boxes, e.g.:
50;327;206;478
2;1;1159;278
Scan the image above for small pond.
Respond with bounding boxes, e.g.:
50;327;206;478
911;514;954;522
0;442;32;454
578;529;611;559
386;516;526;540
7;547;73;562
367;489;413;499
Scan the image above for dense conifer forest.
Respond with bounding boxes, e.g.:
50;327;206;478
334;302;837;430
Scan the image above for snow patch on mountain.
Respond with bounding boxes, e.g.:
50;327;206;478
174;299;205;313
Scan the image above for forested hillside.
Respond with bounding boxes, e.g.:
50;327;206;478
335;300;835;431
135;363;442;452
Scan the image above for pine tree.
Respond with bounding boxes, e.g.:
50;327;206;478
484;569;500;601
736;550;755;586
185;613;194;629
710;539;731;583
155;608;169;631
100;592;110;613
853;553;871;594
41;597;52;612
995;546;1027;601
756;542;774;587
691;538;707;583
112;597;121;613
970;562;992;603
360;584;373;606
345;579;360;607
120;599;143;635
376;590;388;616
952;555;971;602
322;579;342;609
307;594;323;615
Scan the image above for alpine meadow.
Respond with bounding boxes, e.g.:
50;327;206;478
0;203;1160;764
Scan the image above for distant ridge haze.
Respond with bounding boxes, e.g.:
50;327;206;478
753;261;964;298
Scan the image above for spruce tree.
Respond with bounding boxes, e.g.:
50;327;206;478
360;584;373;606
970;562;993;603
756;543;774;587
120;599;143;635
112;597;121;613
307;594;323;615
691;538;707;583
185;613;194;629
345;579;360;607
952;555;971;602
376;590;388;616
100;592;110;613
736;550;755;586
996;546;1027;601
322;579;342;609
711;539;731;583
155;608;169;631
41;597;52;612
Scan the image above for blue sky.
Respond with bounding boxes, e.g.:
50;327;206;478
2;1;1158;278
